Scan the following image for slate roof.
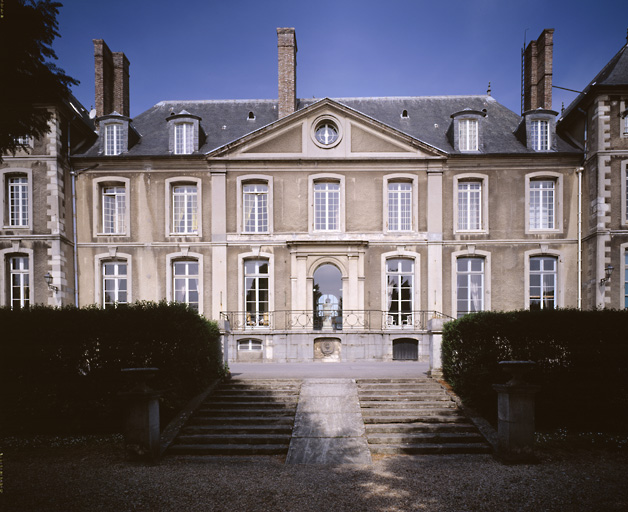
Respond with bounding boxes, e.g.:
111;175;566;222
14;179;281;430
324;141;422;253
76;95;580;158
561;42;628;122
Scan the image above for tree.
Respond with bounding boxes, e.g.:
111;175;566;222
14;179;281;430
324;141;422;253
0;0;78;158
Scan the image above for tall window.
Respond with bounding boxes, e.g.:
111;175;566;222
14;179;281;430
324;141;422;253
530;180;555;230
7;176;28;227
173;260;199;310
172;184;198;234
243;183;268;233
458;181;481;231
624;251;628;309
102;260;127;308
530;256;557;310
531;120;549;151
104;124;123;156
174;123;194;155
459;119;478;151
314;182;339;231
386;258;414;327
456;257;484;317
623;113;628;135
8;256;29;309
244;260;269;327
102;186;126;234
388;182;412;231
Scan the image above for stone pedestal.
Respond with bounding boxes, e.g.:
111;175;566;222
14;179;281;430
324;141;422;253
427;317;445;378
120;368;161;462
493;361;540;463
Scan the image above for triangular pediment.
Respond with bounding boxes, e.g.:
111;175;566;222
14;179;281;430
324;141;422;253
206;98;446;159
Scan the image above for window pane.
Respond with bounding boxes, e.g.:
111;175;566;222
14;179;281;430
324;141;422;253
386;258;414;326
172;185;198;234
314;182;339;230
243;183;269;232
456;257;484;317
529;256;557;309
8;176;29;227
458;181;481;230
388;182;412;231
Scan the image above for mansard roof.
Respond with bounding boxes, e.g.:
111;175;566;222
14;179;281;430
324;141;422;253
76;94;580;158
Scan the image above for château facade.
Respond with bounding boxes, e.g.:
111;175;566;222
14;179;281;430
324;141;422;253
2;28;628;364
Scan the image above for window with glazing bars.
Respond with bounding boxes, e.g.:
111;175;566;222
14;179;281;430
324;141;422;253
102;186;125;234
388;182;411;231
102;260;127;308
173;260;199;310
459;119;478;151
529;256;557;310
386;258;414;326
314;182;339;230
244;260;269;327
458;181;481;230
530;180;555;229
9;255;29;309
104;124;123;156
174;123;194;154
243;183;268;232
456;257;484;317
531;120;549;151
172;185;198;234
7;176;28;227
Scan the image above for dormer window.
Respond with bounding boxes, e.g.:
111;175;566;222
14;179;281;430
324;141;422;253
174;122;194;155
522;109;557;152
459;119;478;151
450;109;486;152
167;111;202;155
105;123;123;155
248;111;255;121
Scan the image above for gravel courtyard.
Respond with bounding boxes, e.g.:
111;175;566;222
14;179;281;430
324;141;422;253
3;439;627;512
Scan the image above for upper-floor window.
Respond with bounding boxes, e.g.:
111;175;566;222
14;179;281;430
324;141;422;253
173;259;199;311
458;119;478;151
8;255;30;309
388;182;412;231
104;123;123;156
174;123;194;155
529;180;555;230
530;119;550;151
314;181;340;231
456;257;484;317
172;184;198;234
529;255;557;310
7;175;29;227
243;183;269;233
15;135;31;147
102;186;126;234
458;181;482;231
102;260;127;308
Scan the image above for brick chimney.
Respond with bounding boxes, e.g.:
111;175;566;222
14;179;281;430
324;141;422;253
523;29;554;111
93;39;130;117
277;28;297;119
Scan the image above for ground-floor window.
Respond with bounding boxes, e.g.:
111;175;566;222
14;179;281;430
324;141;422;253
238;339;263;351
392;338;418;360
245;259;269;326
173;259;199;311
529;256;557;310
102;260;127;308
8;255;29;309
456;257;484;317
386;258;414;327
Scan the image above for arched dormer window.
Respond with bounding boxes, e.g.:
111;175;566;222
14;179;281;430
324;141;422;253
522;108;558;151
450;109;487;152
98;112;134;156
167;110;202;155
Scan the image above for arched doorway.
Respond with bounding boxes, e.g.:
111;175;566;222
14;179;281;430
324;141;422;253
313;264;342;330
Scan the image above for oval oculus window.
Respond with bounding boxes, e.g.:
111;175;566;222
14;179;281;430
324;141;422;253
315;122;339;145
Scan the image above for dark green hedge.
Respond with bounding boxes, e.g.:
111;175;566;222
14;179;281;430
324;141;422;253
442;309;628;432
0;302;223;434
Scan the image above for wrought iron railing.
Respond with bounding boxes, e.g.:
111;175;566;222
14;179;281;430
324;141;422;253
220;310;452;332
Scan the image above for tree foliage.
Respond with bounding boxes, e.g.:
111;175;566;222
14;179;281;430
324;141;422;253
0;0;78;157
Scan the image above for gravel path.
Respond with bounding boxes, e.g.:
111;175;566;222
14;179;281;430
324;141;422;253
3;440;627;511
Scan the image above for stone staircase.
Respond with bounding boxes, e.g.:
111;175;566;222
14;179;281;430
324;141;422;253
357;378;491;455
168;379;301;456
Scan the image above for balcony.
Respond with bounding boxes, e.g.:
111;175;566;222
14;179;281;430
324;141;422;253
220;310;451;332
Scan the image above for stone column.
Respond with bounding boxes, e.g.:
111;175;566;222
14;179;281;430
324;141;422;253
492;361;541;463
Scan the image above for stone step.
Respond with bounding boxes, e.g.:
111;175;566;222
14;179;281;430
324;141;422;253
365;422;477;434
201;398;299;406
360;406;460;416
197;404;298;413
187;416;295;426
359;401;455;409
212;391;300;398
363;413;467;424
220;381;301;390
368;443;492;455
168;443;289;456
357;379;434;384
366;432;486;444
174;433;292;445
182;424;293;435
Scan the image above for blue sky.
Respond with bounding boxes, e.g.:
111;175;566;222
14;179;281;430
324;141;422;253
54;0;628;118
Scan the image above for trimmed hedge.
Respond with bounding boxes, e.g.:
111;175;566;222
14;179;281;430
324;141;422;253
0;302;223;434
442;309;628;432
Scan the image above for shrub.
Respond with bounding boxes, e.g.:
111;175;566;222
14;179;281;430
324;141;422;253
0;301;223;434
442;309;628;432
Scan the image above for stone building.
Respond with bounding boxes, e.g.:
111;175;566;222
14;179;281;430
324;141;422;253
4;28;628;364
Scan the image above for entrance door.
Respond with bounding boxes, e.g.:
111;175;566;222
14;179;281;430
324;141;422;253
313;264;342;330
392;338;418;360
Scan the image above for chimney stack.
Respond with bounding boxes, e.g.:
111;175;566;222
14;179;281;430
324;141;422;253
93;39;130;117
277;28;297;119
523;29;554;111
